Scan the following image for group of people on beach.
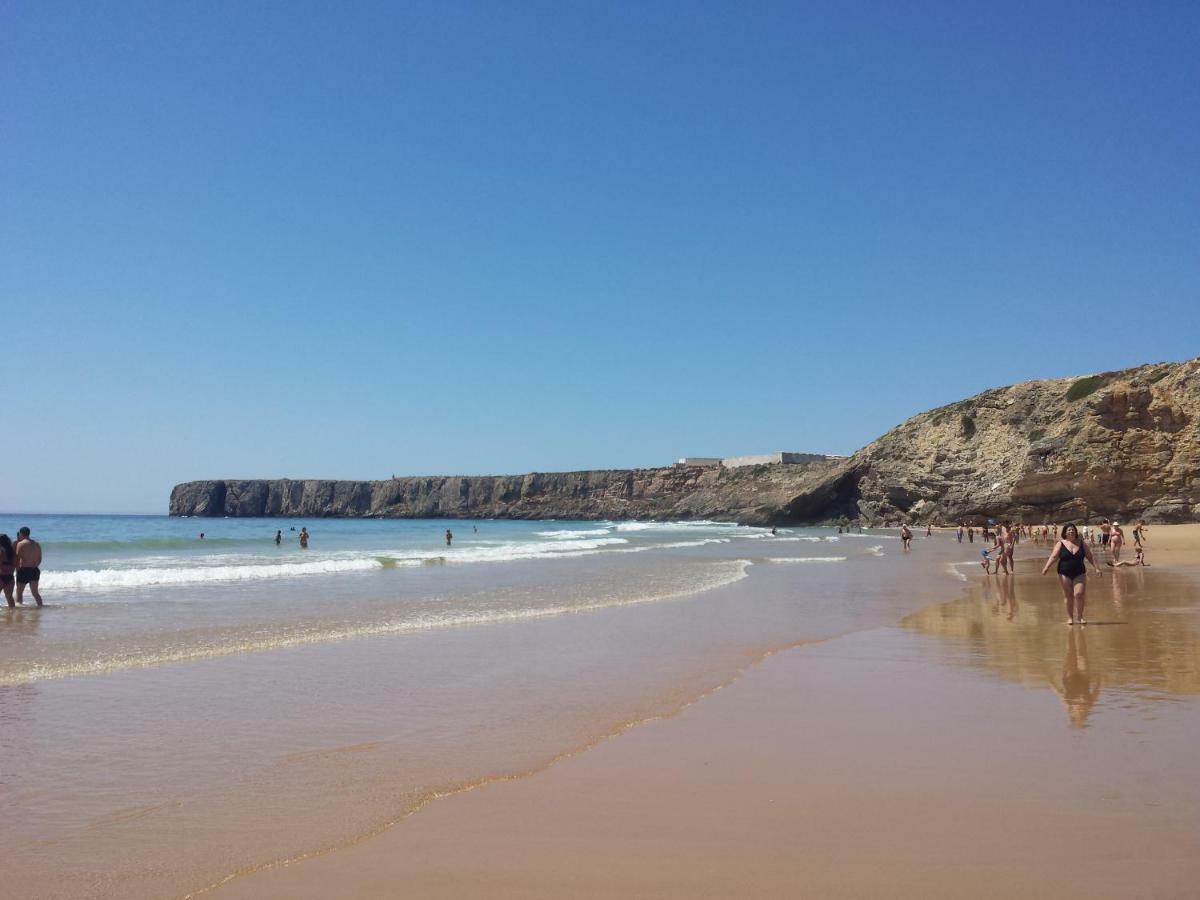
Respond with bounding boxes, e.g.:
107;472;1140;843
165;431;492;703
898;517;1154;628
965;518;1149;626
945;518;1148;573
0;527;44;608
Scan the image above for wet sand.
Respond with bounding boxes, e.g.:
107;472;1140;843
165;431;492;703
217;526;1200;899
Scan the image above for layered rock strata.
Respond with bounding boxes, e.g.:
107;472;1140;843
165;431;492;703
823;357;1200;524
169;461;841;527
171;357;1200;525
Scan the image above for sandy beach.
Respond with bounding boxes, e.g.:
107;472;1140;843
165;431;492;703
11;5;1197;896
214;525;1200;899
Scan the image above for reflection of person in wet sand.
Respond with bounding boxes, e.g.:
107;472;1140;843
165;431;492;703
996;575;1018;620
1041;523;1103;625
1059;626;1102;727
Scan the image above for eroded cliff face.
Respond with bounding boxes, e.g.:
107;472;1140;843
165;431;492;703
169;460;841;526
170;358;1200;526
824;357;1200;524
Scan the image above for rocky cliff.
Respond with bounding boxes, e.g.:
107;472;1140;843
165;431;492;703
169;460;844;526
816;356;1200;524
171;357;1200;525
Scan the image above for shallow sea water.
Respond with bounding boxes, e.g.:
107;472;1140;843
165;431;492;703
1;519;1197;898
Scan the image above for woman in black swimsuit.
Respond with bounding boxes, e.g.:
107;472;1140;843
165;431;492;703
0;533;15;608
1041;523;1103;625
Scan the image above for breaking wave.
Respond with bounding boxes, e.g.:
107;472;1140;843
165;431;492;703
4;559;754;684
43;537;640;591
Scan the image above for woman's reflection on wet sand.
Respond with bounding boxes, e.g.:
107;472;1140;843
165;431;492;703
1058;626;1101;727
903;567;1200;727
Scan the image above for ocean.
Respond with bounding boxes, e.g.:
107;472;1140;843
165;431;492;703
0;514;884;685
0;514;919;897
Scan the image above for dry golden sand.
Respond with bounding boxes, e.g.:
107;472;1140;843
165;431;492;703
215;526;1200;899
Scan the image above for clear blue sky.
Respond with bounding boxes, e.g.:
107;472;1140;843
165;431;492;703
2;1;1197;513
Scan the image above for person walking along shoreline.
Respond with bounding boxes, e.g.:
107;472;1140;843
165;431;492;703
1041;523;1103;625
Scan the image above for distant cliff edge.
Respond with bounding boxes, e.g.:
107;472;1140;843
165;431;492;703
168;462;846;527
171;357;1200;525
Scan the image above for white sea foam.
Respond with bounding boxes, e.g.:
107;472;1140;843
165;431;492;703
945;562;971;582
865;545;886;557
536;528;612;538
614;520;738;532
767;556;847;563
616;538;732;553
4;559;754;685
47;536;639;591
43;517;786;593
46;558;387;590
427;536;630;563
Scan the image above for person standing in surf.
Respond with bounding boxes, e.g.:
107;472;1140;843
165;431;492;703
989;527;1009;575
14;527;44;607
1041;523;1103;625
0;534;15;607
1001;521;1017;574
900;524;913;551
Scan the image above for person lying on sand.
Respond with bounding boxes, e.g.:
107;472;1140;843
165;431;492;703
1108;548;1149;567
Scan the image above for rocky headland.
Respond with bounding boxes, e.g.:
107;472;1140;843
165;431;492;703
171;357;1200;525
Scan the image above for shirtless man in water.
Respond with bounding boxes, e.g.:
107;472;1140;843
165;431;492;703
14;526;44;607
